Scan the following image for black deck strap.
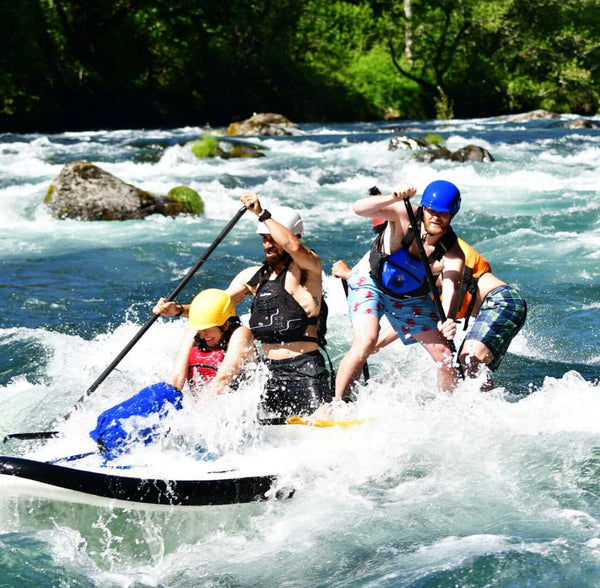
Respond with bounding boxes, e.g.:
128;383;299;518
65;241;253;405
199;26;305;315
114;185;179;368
462;266;479;331
246;262;271;289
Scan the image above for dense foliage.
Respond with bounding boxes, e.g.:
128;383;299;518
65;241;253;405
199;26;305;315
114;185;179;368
1;0;599;132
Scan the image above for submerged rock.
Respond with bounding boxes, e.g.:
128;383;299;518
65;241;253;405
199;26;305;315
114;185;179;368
389;135;494;163
190;135;267;159
562;118;600;129
44;161;202;221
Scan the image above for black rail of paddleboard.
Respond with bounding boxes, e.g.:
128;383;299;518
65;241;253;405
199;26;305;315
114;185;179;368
0;456;283;506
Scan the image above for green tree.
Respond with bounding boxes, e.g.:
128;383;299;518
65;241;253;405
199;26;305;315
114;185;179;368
493;0;600;114
377;0;600;118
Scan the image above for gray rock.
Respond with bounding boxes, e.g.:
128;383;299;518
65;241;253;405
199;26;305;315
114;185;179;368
450;145;495;162
388;136;433;151
502;109;559;122
226;113;298;136
44;161;187;221
390;135;494;163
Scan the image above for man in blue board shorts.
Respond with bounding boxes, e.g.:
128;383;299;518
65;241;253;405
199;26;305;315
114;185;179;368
335;237;528;392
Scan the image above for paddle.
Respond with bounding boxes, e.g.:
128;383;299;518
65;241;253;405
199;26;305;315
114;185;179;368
402;197;464;376
3;207;247;443
257;416;370;427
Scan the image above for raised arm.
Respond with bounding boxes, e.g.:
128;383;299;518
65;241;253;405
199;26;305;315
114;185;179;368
240;191;321;275
353;183;417;221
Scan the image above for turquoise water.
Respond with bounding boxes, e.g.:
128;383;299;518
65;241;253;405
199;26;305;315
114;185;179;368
0;117;599;586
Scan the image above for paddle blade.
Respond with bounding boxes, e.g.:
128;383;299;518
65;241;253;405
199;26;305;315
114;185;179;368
3;431;59;443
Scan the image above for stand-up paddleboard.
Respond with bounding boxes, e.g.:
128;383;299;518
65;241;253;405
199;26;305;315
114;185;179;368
0;455;289;507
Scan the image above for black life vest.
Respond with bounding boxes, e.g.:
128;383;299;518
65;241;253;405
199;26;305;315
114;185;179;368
369;207;457;299
248;262;328;347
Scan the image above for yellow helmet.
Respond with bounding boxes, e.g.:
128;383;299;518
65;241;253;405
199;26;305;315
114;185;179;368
188;289;235;331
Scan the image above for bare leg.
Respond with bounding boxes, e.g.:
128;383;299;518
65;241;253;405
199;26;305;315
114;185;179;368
460;339;494;391
335;313;380;399
413;329;459;392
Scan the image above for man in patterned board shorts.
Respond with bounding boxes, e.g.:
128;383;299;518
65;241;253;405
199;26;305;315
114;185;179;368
334;181;465;398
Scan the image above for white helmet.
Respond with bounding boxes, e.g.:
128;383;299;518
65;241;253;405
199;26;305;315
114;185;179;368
256;205;304;237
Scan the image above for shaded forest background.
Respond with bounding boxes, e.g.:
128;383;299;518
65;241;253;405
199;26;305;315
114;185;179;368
2;0;599;133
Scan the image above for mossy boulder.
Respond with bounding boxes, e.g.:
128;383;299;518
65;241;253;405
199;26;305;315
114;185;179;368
44;161;191;221
190;135;220;158
167;186;204;215
189;134;266;159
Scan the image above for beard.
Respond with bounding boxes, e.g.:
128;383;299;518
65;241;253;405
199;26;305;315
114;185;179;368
423;216;447;237
265;248;291;268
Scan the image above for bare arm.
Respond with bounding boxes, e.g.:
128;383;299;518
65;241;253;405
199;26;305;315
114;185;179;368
332;260;351;280
167;328;196;390
352;183;417;220
152;265;260;318
225;266;261;304
440;243;465;321
206;326;257;394
240;191;322;275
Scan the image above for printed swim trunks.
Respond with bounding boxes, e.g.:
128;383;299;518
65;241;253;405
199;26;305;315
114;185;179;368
464;285;527;371
347;268;439;345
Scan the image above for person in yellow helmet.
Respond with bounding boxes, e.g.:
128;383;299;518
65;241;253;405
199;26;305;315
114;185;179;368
167;288;256;395
90;289;256;458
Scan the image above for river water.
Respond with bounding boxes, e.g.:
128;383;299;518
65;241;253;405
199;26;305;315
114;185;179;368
0;116;599;586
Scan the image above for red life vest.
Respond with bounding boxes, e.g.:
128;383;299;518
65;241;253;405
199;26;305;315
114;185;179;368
187;346;225;387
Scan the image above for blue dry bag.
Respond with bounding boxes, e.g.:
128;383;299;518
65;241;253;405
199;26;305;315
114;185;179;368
89;382;183;459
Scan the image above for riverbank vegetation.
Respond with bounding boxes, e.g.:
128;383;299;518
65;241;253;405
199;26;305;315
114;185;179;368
2;0;599;132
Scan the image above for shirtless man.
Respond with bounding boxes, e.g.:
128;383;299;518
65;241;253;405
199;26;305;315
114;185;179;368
334;181;465;398
155;192;331;417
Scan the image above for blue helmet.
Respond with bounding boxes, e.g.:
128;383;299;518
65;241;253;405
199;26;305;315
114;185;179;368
421;180;461;215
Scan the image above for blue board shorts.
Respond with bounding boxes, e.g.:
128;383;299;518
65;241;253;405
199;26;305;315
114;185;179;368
464;285;527;371
347;267;439;345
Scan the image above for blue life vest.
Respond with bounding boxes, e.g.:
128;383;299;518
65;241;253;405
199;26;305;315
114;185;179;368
369;207;457;299
378;247;430;297
89;382;183;459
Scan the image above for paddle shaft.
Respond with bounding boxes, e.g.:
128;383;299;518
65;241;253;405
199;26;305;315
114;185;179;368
3;207;247;443
83;206;247;399
4;415;358;442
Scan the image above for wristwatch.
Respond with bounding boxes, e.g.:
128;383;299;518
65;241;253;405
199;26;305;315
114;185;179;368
258;209;271;222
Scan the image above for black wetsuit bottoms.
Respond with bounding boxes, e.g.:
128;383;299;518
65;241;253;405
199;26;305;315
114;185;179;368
261;350;332;417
